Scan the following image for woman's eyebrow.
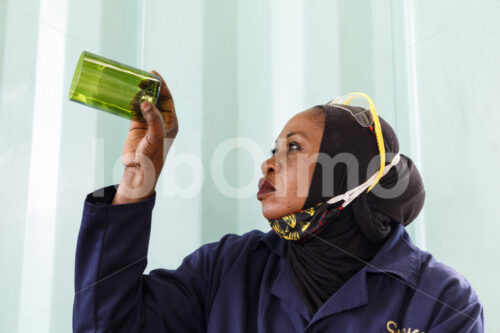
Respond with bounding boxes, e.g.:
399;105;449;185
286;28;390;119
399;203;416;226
275;131;309;143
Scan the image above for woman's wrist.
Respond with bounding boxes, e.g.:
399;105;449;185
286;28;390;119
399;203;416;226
112;168;157;205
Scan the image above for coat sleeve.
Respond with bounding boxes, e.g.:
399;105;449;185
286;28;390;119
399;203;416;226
73;185;209;333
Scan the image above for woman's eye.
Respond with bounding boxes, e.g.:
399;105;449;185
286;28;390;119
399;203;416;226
270;142;301;156
288;141;301;152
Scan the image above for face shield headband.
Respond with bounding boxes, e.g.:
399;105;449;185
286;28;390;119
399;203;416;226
328;92;387;192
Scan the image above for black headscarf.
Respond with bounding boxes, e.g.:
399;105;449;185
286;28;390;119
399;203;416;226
286;103;425;315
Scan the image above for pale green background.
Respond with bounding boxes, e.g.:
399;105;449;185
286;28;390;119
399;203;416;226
0;0;498;332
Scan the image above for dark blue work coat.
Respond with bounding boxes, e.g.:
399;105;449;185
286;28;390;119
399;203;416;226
73;185;484;332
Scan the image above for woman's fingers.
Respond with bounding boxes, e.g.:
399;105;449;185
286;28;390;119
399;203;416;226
151;70;170;95
151;70;174;110
150;70;178;138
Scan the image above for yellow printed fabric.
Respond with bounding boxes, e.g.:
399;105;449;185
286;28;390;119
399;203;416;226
267;202;343;242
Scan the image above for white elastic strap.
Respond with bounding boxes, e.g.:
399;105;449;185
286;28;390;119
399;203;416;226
326;153;401;207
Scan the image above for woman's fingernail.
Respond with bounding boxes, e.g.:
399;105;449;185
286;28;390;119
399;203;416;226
141;101;151;111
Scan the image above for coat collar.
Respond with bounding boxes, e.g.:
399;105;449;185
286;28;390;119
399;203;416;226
255;221;421;298
255;223;421;322
364;222;420;287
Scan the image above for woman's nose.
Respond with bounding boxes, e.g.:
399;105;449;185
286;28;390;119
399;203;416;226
261;156;280;175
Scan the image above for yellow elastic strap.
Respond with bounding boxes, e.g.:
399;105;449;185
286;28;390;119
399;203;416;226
343;92;385;192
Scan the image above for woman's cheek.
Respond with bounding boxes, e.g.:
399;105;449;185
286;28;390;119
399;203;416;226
287;159;303;196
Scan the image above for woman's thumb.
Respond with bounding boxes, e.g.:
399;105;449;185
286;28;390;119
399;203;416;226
140;101;165;142
140;100;153;118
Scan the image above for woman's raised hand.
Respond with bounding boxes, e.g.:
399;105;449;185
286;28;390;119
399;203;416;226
112;70;178;205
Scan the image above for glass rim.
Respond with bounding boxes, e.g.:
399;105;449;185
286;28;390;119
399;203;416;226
68;51;87;101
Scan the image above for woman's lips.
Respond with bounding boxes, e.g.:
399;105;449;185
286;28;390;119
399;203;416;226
257;177;276;200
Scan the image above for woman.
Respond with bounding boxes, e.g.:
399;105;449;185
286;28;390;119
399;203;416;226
73;72;484;332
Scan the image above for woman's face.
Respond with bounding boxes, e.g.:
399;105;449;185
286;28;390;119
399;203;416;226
258;108;325;219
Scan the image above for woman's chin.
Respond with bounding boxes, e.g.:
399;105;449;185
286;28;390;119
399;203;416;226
262;212;281;220
259;194;305;220
261;204;288;220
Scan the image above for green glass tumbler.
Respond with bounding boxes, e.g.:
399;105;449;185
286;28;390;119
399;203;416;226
68;51;161;121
